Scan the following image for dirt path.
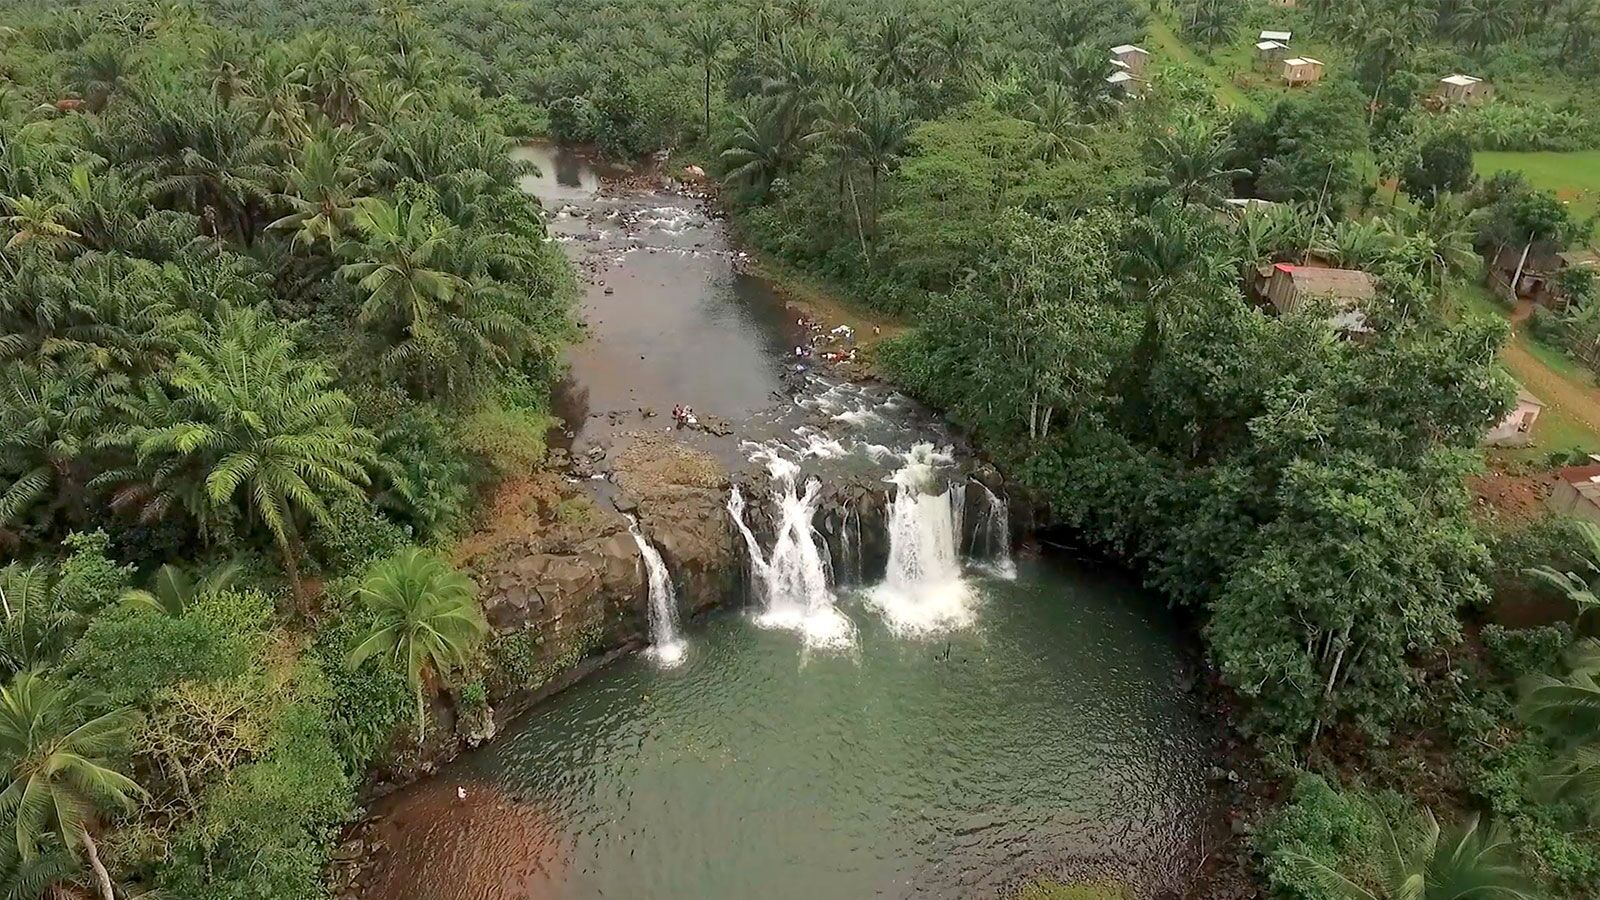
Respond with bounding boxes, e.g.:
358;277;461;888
1501;314;1600;440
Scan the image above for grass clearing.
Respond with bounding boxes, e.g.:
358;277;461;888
1474;150;1600;221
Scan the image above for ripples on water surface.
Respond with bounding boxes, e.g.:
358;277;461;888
369;558;1215;900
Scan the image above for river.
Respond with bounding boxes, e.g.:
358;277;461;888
357;145;1218;900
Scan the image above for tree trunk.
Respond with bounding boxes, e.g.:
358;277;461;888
847;175;871;265
1511;237;1534;300
82;830;115;900
703;67;712;142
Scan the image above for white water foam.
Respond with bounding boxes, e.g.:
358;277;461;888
972;482;1018;580
727;459;855;649
627;517;687;665
866;444;976;636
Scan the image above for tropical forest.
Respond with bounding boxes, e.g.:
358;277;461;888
0;0;1598;897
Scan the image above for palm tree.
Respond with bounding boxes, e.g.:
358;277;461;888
0;194;80;261
684;17;729;142
1285;805;1540;900
66;38;135;112
1027;84;1092;163
720;104;801;197
122;559;243;617
1555;0;1600;58
244;48;313;146
348;548;486;743
854;91;911;236
110;306;374;599
269;130;370;247
337;196;467;338
1520;638;1600;744
1452;0;1518;48
0;362;126;536
303;37;374;124
0;673;143;900
0;565;84;680
1149;116;1250;208
134;98;279;242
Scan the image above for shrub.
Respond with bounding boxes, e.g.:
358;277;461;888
1255;774;1388;900
1482;623;1572;682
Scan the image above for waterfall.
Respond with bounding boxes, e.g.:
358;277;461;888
727;473;854;649
865;444;974;635
971;482;1017;580
838;501;863;586
627;517;686;665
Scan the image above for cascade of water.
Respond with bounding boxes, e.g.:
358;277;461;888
726;471;854;649
838;501;863;586
970;482;1018;579
866;444;974;635
626;517;686;665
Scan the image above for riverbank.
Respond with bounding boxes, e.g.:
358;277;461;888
332;144;1232;900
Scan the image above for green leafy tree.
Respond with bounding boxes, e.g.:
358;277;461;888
347;548;487;743
1400;131;1476;202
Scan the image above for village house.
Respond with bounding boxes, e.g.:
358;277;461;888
1106;69;1141;94
1255;40;1290;68
1254;263;1376;314
1110;44;1150;76
1549;463;1600;525
1281;57;1325;86
1489;243;1600;308
1438;74;1493;105
1485;388;1544;447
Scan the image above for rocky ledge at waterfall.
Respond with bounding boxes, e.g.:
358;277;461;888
350;434;737;794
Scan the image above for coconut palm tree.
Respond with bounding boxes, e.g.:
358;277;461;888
121;559;243;617
348;548;486;743
244;48;313;146
0;673;143;900
854;90;910;235
1285;805;1540;900
269;130;370;247
108;306;374;599
684;17;729;142
1027;84;1093;163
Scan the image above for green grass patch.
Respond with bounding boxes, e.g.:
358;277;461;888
1140;9;1259;113
1474;150;1600;221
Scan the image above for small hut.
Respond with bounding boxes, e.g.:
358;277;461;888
1437;74;1493;105
1254;263;1375;314
1106;70;1140;95
1281;57;1325;86
1255;40;1289;68
1259;29;1292;43
1485;388;1544;448
1110;44;1150;76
